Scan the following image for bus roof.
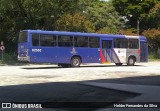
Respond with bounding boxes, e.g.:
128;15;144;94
21;30;146;39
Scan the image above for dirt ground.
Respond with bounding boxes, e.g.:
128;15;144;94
0;62;160;86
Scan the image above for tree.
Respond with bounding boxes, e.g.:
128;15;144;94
55;13;95;32
118;28;137;36
84;1;122;34
149;1;160;28
112;0;158;33
0;0;123;53
142;2;160;54
143;29;160;54
55;0;122;34
0;0;81;51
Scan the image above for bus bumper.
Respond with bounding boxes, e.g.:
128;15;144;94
18;56;30;62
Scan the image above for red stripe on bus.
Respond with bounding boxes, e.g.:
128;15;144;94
100;49;107;63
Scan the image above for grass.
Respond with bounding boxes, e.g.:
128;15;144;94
0;52;18;65
148;53;160;62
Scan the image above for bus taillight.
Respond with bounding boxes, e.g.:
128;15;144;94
138;49;140;54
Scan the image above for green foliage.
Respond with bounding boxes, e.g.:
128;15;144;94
149;1;160;16
112;0;158;31
85;1;122;34
118;28;137;35
149;2;160;28
55;13;95;32
149;53;160;60
0;52;17;65
97;27;117;34
0;0;82;52
0;0;123;53
143;29;160;53
1;0;160;62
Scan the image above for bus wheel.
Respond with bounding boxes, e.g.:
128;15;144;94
71;57;81;67
61;64;70;68
58;64;70;68
115;63;122;66
127;57;135;66
58;64;61;67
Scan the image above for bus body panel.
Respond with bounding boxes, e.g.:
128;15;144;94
82;48;100;63
53;47;72;63
113;48;127;63
140;36;148;62
18;30;148;65
126;49;140;63
125;36;141;63
29;47;60;63
29;47;100;64
111;49;120;63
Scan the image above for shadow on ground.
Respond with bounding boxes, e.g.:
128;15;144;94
0;75;160;110
22;64;143;70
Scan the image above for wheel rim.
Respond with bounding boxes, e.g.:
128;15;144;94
129;58;134;64
73;58;80;66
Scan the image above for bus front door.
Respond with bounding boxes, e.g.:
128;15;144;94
101;39;113;63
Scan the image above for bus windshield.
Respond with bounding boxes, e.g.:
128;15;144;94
19;31;27;43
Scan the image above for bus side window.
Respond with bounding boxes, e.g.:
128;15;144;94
102;40;112;49
114;38;128;48
51;35;57;46
74;36;88;47
129;39;139;49
58;35;73;47
89;37;100;48
32;34;39;46
40;34;56;47
33;39;39;46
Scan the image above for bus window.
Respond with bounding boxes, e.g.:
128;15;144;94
102;40;112;49
114;38;128;48
129;39;139;49
40;34;57;47
32;34;39;46
74;36;88;47
19;32;27;43
89;37;100;48
58;35;73;47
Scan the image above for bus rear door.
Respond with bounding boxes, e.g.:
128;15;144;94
100;38;113;63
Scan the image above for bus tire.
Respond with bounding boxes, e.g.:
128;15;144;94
58;64;61;67
58;64;70;68
61;64;70;68
127;57;135;66
115;63;123;66
71;56;81;67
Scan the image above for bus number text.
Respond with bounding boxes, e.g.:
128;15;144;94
32;49;42;52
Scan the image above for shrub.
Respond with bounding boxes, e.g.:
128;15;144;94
148;53;160;59
0;52;17;65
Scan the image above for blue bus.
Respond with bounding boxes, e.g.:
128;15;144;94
18;30;148;67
